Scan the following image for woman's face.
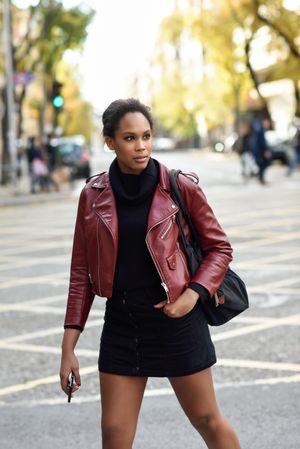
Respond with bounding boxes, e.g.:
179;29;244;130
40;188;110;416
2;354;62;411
106;112;152;174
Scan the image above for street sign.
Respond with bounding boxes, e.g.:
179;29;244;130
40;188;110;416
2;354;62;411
14;71;35;85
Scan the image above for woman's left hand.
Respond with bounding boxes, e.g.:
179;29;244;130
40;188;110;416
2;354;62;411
153;288;199;318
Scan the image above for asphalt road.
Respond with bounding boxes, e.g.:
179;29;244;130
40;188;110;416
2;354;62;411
1;150;300;449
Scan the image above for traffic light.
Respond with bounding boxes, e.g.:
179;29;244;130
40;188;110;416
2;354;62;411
51;80;64;109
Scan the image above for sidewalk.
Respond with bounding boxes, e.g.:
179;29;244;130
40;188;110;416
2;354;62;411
0;173;75;207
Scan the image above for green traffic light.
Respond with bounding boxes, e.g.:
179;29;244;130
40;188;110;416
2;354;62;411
53;95;64;108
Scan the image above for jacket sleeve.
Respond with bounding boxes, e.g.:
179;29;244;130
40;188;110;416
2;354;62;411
64;187;95;331
178;174;233;297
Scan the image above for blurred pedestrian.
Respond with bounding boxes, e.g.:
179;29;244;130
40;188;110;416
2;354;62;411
252;118;272;185
26;136;50;193
287;125;300;176
45;134;57;173
45;134;59;190
60;98;242;449
26;136;42;193
238;123;258;182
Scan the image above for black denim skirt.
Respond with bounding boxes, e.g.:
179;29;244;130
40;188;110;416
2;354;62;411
98;285;216;377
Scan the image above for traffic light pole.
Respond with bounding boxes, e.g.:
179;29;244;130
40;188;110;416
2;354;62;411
2;0;17;185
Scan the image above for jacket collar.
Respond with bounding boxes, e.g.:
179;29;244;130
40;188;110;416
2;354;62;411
89;159;178;233
89;159;171;192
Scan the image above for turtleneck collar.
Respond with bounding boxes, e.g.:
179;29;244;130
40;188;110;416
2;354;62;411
109;157;159;206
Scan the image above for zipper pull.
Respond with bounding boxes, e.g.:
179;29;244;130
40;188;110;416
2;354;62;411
161;282;170;303
161;282;169;293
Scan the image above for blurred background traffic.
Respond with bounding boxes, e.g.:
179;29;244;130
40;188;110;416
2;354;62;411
0;0;300;194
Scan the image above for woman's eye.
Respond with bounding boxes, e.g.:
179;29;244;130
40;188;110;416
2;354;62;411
143;134;151;140
124;136;133;141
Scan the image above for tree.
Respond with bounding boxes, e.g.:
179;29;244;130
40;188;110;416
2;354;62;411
227;0;300;115
1;0;95;183
153;0;300;141
13;0;94;138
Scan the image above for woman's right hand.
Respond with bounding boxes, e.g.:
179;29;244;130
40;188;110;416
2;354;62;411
60;350;81;396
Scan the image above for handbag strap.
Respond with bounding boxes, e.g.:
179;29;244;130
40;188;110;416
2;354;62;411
169;169;203;259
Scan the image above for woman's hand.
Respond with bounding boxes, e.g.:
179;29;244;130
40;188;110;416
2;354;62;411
153;288;199;318
60;350;81;396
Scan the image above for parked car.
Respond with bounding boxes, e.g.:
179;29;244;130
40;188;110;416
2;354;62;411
265;131;294;165
55;136;91;179
152;137;175;151
213;133;238;153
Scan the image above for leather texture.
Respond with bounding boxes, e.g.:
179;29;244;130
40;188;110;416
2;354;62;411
64;160;232;330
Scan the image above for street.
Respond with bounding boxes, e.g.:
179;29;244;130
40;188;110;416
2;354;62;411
1;150;300;449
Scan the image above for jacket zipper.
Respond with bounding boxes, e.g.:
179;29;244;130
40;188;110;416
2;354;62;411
160;215;175;239
96;218;102;296
146;213;176;303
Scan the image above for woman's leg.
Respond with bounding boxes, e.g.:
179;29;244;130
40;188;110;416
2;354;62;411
169;368;241;449
99;372;147;449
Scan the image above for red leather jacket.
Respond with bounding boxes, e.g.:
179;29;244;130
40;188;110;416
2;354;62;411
64;160;232;330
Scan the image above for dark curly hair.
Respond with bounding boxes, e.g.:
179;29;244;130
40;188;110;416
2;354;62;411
102;98;153;138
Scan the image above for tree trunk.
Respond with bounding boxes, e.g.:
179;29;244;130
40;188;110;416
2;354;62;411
245;39;271;119
1;87;11;185
16;85;27;139
294;80;300;118
233;82;241;135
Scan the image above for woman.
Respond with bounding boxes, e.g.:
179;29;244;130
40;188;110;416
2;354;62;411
60;98;242;449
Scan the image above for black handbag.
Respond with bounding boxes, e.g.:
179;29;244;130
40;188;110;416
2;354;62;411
169;169;249;326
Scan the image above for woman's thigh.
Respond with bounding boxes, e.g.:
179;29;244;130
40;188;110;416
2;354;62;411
100;372;148;429
169;368;221;421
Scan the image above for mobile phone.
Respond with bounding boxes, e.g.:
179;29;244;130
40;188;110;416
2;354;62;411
67;373;75;403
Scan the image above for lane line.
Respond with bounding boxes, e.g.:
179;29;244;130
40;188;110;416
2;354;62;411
217;358;300;372
0;357;299;397
0;304;104;316
0;256;70;272
0;319;103;344
0;342;99;356
0;271;69;289
0;294;66;311
1;374;300;407
1;313;299;347
0;240;72;257
212;314;300;342
0;365;97;396
235;251;300;267
234;264;300;271
234;232;300;250
247;277;300;292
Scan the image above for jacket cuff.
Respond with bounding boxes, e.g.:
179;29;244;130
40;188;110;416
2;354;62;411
188;282;211;302
64;324;83;332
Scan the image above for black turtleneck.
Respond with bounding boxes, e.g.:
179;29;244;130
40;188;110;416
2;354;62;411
109;158;162;291
108;157;210;301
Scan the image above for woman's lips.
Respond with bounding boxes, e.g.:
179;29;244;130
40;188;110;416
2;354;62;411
133;156;148;162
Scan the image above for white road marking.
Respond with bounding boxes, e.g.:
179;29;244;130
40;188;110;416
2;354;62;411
212;314;300;342
0;271;69;289
0;365;98;396
0;342;99;356
0;294;66;311
235;264;300;271
0;319;103;344
234;231;300;250
0;256;70;272
0;313;299;348
236;251;300;267
1;374;300;407
0;240;72;257
247;277;300;292
217;358;300;372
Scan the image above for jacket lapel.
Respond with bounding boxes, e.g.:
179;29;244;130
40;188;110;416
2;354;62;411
147;185;178;231
91;174;118;242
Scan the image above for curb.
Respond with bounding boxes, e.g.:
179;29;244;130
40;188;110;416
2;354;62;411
0;190;75;208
